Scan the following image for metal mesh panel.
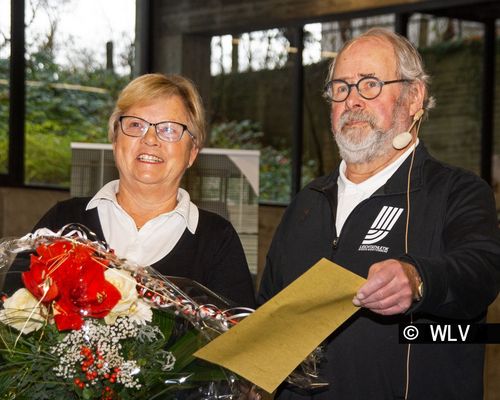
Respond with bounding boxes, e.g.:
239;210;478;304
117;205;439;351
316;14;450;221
70;144;118;197
182;151;259;274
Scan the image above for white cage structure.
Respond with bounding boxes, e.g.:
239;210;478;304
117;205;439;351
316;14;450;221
70;143;260;275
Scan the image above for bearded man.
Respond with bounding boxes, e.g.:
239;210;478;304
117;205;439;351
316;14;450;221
258;28;500;400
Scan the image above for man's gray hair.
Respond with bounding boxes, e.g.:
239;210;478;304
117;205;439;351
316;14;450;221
328;27;435;110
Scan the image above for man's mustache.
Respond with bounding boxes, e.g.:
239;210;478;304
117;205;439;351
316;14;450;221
338;110;377;130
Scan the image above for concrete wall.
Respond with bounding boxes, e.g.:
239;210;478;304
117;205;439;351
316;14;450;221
257;204;286;288
0;187;69;237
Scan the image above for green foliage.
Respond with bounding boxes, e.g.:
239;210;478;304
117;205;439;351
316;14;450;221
210;120;264;150
210;120;316;203
0;323;66;399
0;41;129;186
25;132;72;185
0;310;229;400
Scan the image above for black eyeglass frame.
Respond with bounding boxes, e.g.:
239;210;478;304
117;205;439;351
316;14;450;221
119;115;196;143
323;76;413;103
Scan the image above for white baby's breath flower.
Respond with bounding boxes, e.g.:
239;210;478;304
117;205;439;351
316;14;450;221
104;269;151;324
0;288;46;334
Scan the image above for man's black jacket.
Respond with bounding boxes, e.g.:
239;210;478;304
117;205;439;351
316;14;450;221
258;143;500;400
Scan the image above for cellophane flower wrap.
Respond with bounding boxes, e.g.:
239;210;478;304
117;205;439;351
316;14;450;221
0;224;255;400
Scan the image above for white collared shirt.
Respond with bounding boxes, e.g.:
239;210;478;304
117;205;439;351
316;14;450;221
336;141;419;234
87;180;199;266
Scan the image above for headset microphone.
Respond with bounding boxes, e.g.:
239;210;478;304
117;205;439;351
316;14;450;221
392;109;425;150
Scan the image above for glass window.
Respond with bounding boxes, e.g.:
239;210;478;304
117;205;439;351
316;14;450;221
23;0;135;186
0;0;10;175
210;26;334;203
406;14;484;176
209;15;495;205
210;28;295;203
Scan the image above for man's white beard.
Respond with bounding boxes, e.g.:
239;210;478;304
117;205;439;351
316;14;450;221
333;109;400;165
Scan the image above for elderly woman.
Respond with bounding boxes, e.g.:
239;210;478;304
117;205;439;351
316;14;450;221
32;73;255;308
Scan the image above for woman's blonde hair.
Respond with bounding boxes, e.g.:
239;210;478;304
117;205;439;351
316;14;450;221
108;73;206;148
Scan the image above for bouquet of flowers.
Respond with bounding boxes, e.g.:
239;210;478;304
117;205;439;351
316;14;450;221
0;224;253;400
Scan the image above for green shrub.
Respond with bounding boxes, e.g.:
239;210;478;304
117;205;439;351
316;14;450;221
25;132;72;185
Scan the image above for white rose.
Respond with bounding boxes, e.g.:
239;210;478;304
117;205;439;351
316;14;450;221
104;268;152;324
0;288;46;334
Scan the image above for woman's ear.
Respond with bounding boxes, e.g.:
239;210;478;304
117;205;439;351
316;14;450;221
112;134;118;154
188;146;199;168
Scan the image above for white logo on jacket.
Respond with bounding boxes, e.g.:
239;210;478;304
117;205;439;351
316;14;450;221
358;206;404;253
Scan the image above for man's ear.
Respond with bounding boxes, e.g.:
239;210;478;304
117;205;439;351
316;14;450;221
409;80;425;116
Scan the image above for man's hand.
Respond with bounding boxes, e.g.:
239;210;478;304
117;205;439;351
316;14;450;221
352;259;422;315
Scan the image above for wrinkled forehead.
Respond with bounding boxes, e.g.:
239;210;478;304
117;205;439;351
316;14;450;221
333;36;398;79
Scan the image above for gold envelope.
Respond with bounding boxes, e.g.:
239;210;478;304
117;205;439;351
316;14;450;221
194;258;366;394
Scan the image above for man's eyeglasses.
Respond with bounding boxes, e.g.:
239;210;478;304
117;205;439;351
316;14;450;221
323;76;413;103
119;116;195;142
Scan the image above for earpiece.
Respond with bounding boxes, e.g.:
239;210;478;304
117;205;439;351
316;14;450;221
392;109;425;150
